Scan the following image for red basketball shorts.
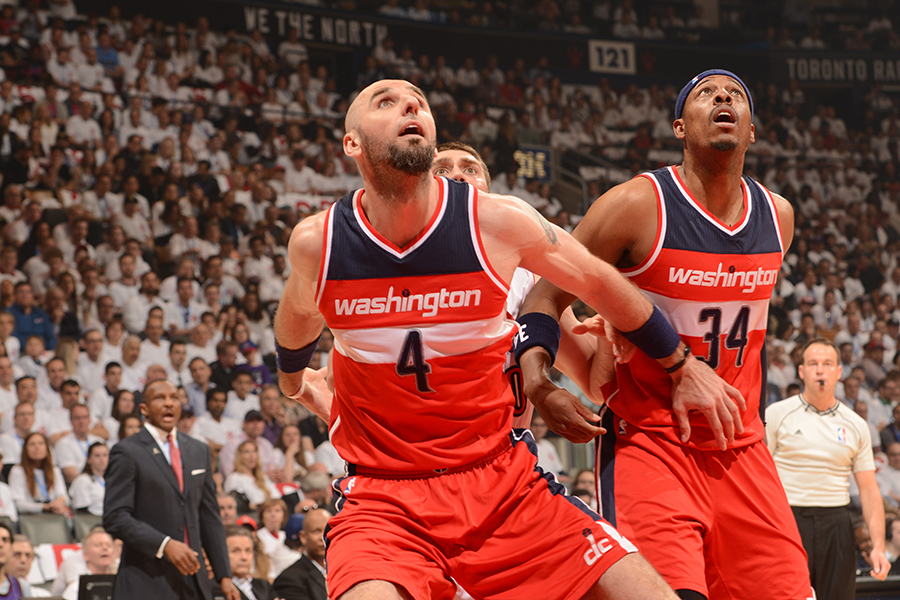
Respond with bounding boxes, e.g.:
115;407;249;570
325;430;636;600
606;421;812;599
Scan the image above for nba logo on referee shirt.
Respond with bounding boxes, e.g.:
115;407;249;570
582;528;612;565
837;427;847;444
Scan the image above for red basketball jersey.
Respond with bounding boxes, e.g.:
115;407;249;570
610;166;785;450
316;178;517;470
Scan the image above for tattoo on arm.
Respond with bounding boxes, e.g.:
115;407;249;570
528;205;559;246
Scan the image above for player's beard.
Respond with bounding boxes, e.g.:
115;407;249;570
711;140;738;152
360;130;435;176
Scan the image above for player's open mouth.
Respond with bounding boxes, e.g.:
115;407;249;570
712;108;736;125
399;122;423;137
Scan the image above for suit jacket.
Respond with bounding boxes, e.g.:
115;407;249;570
272;555;327;600
103;427;231;600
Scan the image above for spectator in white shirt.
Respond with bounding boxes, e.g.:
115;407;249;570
117;335;146;393
242;236;273;284
0;358;17;433
68;441;108;516
60;529;115;600
76;330;107;398
159;259;200;303
9;432;69;515
0;402;35;467
223;439;280;511
48;49;78;87
55;404;104;484
285;151;315;193
87;362;120;424
122;271;165;334
185;324;217;367
65;101;102;149
224;371;260;422
115;197;153;249
164;278;205;339
0;314;18;365
191;388;240;456
258;254;288;305
76;49;109;93
108;256;140;313
138;317;169;369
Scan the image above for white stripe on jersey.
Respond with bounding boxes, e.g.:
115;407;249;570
627;173;668;278
315;201;339;306
467;185;510;295
751;178;785;255
643;291;769;337
332;314;517;364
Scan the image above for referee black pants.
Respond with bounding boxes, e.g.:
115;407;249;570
791;505;855;600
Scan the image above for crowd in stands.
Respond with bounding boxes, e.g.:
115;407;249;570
365;0;900;51
0;0;893;589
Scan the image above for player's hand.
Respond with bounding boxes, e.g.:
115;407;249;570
220;577;241;600
870;549;890;580
281;367;332;421
164;540;201;576
670;355;745;451
528;378;605;444
571;315;635;364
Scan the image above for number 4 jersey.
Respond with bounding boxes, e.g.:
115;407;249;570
612;166;785;450
316;178;518;471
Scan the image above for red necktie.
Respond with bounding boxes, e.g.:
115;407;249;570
168;432;188;547
168;432;184;491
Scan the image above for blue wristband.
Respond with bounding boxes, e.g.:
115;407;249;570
621;305;681;360
275;335;322;373
512;312;562;366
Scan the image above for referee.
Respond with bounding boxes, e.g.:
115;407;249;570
766;337;889;600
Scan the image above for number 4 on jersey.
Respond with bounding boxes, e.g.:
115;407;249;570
397;330;435;393
697;306;750;370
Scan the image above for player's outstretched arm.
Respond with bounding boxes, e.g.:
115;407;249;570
493;181;745;449
274;212;329;420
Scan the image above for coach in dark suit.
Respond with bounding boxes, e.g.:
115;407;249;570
103;378;240;600
272;508;329;600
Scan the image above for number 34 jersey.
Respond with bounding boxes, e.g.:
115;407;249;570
613;166;785;450
316;178;517;471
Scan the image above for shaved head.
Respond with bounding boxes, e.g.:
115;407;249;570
344;79;435;182
345;79;427;133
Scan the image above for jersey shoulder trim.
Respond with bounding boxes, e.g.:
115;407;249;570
622;171;666;277
469;186;510;295
315;200;339;306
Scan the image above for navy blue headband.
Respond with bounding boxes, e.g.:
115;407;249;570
674;69;753;120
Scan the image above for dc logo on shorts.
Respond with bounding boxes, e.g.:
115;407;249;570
582;530;613;566
343;477;357;495
836;427;847;444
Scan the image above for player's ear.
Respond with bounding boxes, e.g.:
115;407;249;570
749;123;756;144
673;118;685;140
343;131;361;158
